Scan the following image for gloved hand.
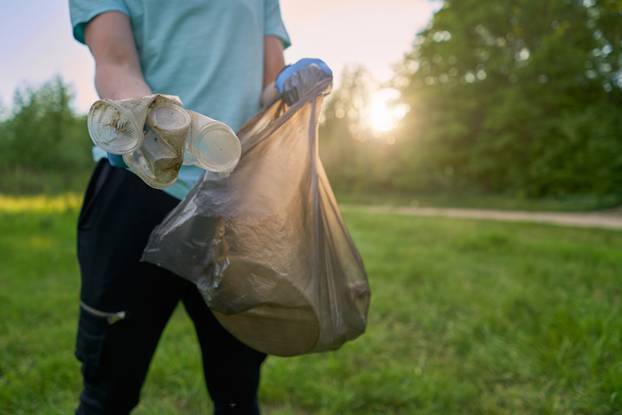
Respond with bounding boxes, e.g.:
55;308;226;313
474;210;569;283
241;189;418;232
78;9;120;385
107;153;127;168
275;58;333;105
275;58;332;93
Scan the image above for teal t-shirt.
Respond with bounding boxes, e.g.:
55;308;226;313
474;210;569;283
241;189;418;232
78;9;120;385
69;0;290;199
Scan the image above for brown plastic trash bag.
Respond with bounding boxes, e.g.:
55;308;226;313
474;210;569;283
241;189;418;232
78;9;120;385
143;70;370;356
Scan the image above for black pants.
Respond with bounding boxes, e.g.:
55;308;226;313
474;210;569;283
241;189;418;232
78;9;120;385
75;160;267;415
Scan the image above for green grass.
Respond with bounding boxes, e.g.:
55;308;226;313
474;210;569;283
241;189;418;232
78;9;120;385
1;200;621;414
0;169;91;195
2;167;621;212
335;190;622;212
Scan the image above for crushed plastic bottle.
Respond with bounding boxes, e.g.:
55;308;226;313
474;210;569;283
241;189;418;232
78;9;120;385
87;94;241;188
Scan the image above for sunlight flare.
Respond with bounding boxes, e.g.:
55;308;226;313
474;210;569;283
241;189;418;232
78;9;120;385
366;88;409;136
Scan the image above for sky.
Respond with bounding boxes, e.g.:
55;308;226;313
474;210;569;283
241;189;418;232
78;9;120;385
0;0;438;113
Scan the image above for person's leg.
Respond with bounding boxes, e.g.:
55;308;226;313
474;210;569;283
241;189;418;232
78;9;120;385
75;160;186;414
76;264;185;414
182;287;267;415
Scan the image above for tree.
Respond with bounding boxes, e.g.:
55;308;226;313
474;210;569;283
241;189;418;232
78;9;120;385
0;77;90;170
0;76;92;192
397;0;622;196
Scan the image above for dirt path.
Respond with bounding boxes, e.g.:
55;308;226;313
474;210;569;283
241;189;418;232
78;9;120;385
343;205;622;230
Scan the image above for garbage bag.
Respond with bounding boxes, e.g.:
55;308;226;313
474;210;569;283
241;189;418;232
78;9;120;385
142;71;370;357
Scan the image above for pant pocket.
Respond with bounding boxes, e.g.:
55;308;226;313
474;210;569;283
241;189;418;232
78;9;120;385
75;302;127;382
78;160;111;231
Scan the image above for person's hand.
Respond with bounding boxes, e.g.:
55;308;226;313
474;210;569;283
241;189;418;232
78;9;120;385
107;153;127;168
275;58;332;104
275;58;332;93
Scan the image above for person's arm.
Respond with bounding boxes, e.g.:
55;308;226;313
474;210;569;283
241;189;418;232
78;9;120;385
263;35;285;88
84;11;151;100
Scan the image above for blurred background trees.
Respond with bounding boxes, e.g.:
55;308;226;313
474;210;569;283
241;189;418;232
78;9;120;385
0;77;91;193
321;0;622;204
1;0;621;206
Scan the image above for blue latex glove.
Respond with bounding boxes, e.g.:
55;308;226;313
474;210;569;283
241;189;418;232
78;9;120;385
275;58;333;104
107;153;127;168
275;58;332;93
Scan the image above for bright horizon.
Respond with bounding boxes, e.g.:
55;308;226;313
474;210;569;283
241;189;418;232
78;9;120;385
0;0;438;113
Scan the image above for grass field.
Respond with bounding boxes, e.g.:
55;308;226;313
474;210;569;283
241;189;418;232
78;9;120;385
0;196;621;414
2;169;620;213
334;191;622;213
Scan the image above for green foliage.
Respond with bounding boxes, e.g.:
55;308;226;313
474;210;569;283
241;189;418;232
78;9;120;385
321;0;622;201
320;67;383;192
0;77;92;193
4;1;622;206
1;205;621;414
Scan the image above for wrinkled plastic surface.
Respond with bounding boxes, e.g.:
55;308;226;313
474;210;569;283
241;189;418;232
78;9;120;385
123;95;191;188
185;111;241;173
143;70;370;357
87;96;153;154
87;94;241;189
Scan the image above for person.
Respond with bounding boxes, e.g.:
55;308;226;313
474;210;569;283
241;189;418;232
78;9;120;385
68;1;301;413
